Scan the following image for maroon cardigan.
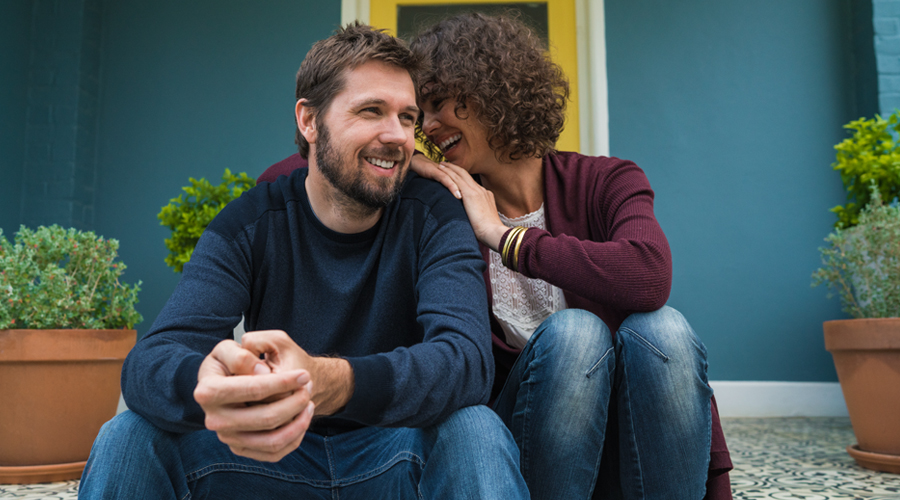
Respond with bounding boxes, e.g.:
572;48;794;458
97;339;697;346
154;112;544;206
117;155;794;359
258;153;733;499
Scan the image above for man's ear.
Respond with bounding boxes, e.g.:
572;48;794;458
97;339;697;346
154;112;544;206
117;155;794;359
295;99;317;145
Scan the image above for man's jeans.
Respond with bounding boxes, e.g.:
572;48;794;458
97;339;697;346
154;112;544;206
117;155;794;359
492;307;713;500
78;405;528;499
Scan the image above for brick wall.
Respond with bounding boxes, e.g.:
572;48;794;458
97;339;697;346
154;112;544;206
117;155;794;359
874;0;900;114
20;0;101;230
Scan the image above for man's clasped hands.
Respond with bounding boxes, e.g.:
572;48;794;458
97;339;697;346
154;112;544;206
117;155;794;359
193;331;352;463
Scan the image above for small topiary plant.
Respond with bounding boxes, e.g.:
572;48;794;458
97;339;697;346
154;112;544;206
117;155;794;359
831;112;900;229
813;183;900;318
158;168;256;272
0;225;143;330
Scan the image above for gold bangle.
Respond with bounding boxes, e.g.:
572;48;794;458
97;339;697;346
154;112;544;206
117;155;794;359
500;227;513;267
512;227;528;271
500;227;524;268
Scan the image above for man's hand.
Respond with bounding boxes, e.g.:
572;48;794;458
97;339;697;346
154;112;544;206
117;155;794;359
242;330;355;417
194;339;314;462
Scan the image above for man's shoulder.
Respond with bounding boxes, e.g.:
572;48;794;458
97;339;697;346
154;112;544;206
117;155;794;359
207;168;306;240
396;172;469;225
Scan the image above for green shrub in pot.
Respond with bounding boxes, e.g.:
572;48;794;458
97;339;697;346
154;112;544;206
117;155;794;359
0;225;143;330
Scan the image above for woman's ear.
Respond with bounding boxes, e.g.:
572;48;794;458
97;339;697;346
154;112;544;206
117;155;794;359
295;99;317;145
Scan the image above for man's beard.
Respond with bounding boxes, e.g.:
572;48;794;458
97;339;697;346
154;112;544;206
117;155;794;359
315;120;406;214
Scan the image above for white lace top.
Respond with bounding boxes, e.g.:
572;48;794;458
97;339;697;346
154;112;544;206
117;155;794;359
490;204;567;349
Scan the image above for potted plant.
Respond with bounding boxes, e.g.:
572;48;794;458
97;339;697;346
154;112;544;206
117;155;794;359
158;168;255;273
813;112;900;474
0;225;142;484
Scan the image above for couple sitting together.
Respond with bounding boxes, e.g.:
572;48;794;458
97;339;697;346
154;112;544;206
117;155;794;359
80;13;732;500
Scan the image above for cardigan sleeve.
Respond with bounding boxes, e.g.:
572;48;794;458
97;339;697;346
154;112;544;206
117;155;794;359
509;155;672;312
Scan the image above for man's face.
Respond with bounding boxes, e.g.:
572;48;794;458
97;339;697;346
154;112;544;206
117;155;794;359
312;61;419;210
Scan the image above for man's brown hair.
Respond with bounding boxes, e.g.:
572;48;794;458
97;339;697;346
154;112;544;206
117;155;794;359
410;13;569;162
294;22;425;159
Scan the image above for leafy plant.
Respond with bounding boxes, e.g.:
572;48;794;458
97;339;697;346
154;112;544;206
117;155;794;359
158;168;255;272
813;184;900;318
831;113;900;229
0;225;143;330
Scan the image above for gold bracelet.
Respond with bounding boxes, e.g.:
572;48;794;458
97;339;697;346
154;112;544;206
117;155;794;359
511;227;528;271
500;227;525;268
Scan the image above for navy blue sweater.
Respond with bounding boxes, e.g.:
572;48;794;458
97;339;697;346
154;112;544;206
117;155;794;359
122;168;492;434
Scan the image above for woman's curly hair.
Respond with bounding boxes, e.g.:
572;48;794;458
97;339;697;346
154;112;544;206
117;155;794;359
410;12;569;162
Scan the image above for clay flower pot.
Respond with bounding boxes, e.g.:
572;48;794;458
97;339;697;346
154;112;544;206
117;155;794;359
824;318;900;474
0;329;136;484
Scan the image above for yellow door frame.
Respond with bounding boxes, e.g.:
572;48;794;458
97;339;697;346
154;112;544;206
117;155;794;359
367;0;580;153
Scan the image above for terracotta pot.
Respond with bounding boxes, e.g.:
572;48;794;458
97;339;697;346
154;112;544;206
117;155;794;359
0;329;136;484
824;318;900;473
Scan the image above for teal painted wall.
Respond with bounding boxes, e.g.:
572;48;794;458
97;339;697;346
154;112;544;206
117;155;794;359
2;0;878;383
605;0;873;381
92;0;341;337
0;1;30;237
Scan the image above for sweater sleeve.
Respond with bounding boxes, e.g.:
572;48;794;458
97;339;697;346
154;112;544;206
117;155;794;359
510;156;672;312
120;227;253;433
339;216;492;428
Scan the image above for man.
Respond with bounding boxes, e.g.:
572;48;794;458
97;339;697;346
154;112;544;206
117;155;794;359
79;23;528;499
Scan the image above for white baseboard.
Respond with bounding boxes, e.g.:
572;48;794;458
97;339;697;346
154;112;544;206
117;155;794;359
710;381;848;417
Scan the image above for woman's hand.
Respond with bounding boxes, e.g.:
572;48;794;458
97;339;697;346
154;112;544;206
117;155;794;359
410;153;461;199
438;162;508;252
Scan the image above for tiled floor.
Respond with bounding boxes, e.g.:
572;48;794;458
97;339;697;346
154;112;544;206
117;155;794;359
1;418;899;499
723;417;900;499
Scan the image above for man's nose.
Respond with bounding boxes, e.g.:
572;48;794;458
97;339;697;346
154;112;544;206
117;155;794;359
421;111;440;137
380;116;410;145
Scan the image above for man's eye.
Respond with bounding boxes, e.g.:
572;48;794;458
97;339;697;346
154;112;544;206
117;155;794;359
362;107;380;115
400;113;416;124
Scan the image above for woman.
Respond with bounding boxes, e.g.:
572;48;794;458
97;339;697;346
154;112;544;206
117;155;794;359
406;13;732;500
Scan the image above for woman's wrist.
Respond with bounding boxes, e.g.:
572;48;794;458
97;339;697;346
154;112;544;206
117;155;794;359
483;224;509;253
499;226;529;271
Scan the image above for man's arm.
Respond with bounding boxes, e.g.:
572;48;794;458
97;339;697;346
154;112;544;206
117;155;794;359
120;224;261;432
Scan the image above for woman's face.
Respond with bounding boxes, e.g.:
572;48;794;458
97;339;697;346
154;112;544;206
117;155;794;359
419;93;495;174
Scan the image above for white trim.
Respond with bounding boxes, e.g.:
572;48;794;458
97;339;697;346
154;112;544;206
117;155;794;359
576;0;609;157
710;381;848;417
341;0;369;25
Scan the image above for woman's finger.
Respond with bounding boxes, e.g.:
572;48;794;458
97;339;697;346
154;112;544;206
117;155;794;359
412;154;460;198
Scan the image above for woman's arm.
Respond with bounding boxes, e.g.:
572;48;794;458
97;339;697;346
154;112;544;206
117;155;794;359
509;158;672;312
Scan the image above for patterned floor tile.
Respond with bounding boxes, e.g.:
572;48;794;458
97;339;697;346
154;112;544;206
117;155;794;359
723;417;900;499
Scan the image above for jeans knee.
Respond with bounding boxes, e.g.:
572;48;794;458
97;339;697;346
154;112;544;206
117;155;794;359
433;406;516;453
531;309;613;363
90;410;176;463
96;411;157;445
619;306;706;362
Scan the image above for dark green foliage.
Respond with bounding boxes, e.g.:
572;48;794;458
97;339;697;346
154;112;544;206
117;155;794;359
158;169;256;273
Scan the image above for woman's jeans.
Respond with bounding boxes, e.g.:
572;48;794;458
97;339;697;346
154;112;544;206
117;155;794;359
78;405;528;499
492;307;713;500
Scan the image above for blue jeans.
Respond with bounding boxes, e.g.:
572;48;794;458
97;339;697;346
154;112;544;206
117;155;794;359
79;405;528;499
492;307;712;499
